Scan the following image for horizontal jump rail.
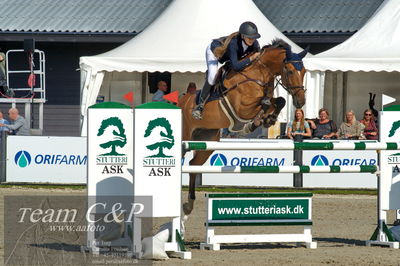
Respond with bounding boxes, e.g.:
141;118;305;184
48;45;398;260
182;165;378;174
183;141;400;151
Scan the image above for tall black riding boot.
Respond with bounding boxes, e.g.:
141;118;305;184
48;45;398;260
192;80;212;120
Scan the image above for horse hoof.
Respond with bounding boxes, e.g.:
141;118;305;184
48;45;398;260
183;202;193;215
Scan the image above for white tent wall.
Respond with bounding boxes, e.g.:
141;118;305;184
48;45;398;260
303;71;325;120
169;72;204;99
99;72;142;106
346;72;400;115
322;71;400;124
303;0;400;123
98;71;205;104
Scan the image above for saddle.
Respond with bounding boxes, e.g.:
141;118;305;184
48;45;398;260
194;67;255;132
195;67;229;105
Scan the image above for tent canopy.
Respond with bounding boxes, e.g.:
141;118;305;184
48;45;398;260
80;0;304;74
79;0;312;135
304;0;400;72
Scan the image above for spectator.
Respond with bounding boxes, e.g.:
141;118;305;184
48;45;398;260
337;110;365;140
307;108;337;139
360;109;378;140
0;111;9;132
0;108;30;135
152;80;168;102
287;109;311;141
186;82;197;94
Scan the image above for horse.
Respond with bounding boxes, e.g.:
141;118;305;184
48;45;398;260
178;39;308;215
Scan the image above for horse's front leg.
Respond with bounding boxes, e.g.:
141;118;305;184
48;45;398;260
263;96;286;127
183;149;215;215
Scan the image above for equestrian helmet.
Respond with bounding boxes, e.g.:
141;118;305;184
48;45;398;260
239;21;261;39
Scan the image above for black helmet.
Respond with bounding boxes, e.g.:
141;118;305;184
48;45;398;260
239;21;261;39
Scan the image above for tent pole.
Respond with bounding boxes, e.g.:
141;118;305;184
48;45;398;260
141;72;148;104
342;72;348;116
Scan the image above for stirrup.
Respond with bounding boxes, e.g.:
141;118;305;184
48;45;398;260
192;105;204;120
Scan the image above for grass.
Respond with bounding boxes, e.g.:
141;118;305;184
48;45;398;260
186;186;377;195
0;183;377;195
0;184;86;190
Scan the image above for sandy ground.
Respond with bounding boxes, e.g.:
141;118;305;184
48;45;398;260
1;188;400;265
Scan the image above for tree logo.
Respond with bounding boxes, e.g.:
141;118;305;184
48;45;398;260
144;117;174;158
97;117;127;156
389;120;400;137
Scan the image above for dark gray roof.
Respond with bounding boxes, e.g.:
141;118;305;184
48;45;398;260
0;0;384;34
253;0;384;33
0;0;171;33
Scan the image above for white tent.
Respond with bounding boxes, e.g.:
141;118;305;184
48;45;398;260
303;0;400;121
79;0;311;135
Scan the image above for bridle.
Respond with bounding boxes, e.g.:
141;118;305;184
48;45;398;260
276;60;306;98
255;49;306;97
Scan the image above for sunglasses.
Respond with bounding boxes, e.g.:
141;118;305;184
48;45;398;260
364;113;372;116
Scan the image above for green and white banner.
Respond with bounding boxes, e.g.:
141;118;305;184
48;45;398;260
87;102;133;196
134;102;181;217
207;193;312;224
380;110;400;210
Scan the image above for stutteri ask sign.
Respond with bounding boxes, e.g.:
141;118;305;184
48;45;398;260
380;110;400;210
211;199;309;221
87;102;133;196
134;102;182;218
207;193;312;224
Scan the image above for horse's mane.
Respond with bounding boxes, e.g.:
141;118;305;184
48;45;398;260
262;38;291;51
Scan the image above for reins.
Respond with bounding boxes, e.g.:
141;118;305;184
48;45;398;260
224;47;305;98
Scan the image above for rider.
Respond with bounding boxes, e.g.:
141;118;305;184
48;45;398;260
192;21;261;120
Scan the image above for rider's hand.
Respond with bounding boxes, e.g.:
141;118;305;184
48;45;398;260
250;52;261;61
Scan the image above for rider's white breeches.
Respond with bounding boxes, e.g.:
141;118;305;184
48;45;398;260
205;43;219;85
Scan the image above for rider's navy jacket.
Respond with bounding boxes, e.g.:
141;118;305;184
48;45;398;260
211;35;260;72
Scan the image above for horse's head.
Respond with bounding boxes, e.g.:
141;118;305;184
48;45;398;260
259;40;308;109
280;45;308;108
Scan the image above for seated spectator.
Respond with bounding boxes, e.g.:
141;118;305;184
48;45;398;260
360;109;378;140
0;110;9;132
287;109;311;141
186;82;197;94
0;108;30;136
307;108;337;139
337;110;365;140
152;80;168;102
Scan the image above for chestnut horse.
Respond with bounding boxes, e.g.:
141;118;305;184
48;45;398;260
178;39;308;215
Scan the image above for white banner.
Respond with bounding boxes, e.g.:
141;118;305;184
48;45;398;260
183;139;293;187
87;106;133;196
303;139;377;188
7;136;86;183
134;103;181;217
